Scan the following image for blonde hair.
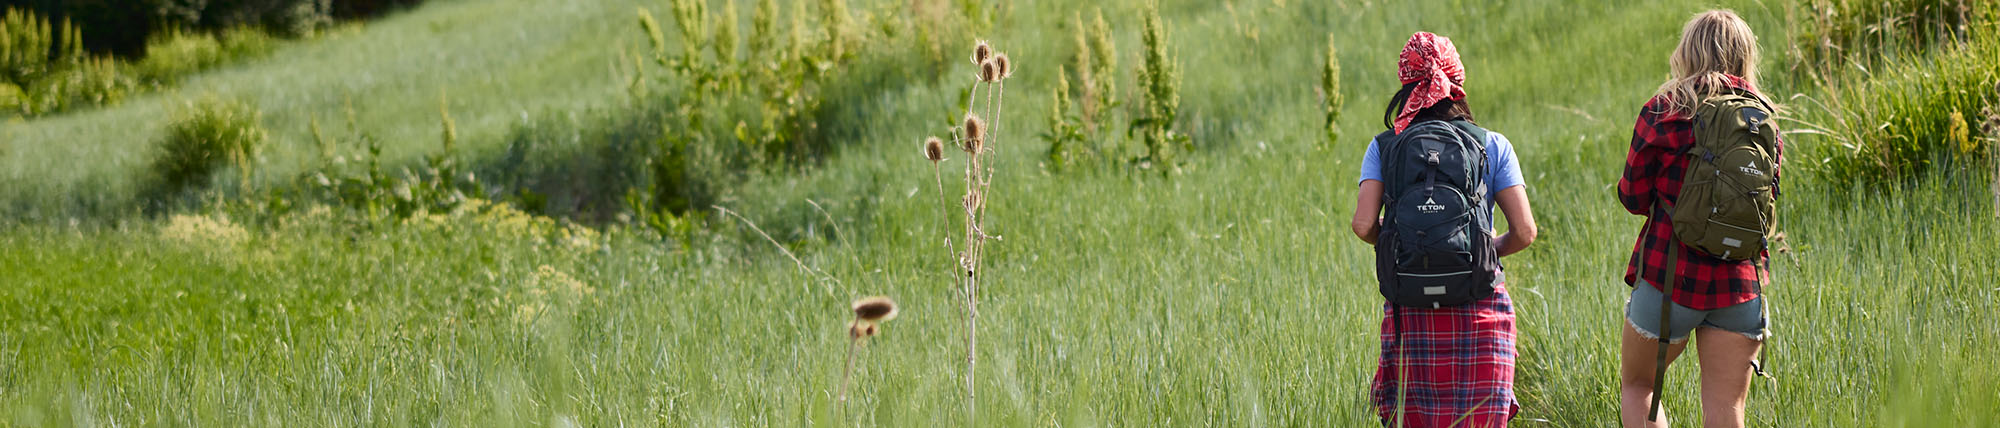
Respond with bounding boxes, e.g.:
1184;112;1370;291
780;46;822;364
1654;10;1767;116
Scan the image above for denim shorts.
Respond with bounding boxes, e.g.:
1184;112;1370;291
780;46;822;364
1624;279;1767;343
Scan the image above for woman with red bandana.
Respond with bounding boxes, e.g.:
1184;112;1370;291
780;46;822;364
1615;10;1777;428
1350;32;1538;427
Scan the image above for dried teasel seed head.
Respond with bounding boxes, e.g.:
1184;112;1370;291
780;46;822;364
924;137;945;162
993;53;1012;79
978;60;999;82
972;40;992;65
961;114;986;152
962;192;983;213
851;296;899;322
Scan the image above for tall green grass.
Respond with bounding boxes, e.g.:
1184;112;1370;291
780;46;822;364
1788;30;2000;187
1;0;1996;426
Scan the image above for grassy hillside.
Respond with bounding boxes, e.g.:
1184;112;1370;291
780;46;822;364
0;0;657;219
3;0;1997;426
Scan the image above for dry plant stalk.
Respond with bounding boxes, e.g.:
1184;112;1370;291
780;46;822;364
922;39;1014;402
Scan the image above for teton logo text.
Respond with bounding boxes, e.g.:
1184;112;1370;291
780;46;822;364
1417;197;1446;214
1738;161;1764;177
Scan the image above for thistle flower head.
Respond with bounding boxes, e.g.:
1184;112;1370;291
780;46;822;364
993;53;1013;79
961;114;986;152
852;296;899;322
978;60;999;82
972;40;993;65
924;137;945;162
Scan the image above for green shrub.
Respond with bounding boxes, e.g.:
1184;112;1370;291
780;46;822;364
133;27;276;87
2;9;131;117
1133;2;1187;173
1794;32;2000;187
1085;9;1118;132
147;97;268;198
1;8;275;118
1044;65;1088;169
219;27;279;61
1;8;83;87
0;81;22;115
18;57;135;115
136;29;227;84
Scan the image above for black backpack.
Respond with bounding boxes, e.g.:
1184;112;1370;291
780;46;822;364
1372;119;1502;308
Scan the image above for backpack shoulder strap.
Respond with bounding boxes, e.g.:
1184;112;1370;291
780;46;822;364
1449;120;1490;147
1724;87;1776;111
1372;129;1400;157
1373;129;1400;192
1449;120;1492;194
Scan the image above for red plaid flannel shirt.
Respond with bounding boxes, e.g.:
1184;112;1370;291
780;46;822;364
1617;77;1778;310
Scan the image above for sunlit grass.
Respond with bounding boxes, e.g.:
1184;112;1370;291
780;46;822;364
0;0;1995;426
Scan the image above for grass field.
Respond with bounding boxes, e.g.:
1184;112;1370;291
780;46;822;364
3;0;1998;426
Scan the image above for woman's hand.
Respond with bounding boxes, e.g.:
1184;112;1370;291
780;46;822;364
1493;185;1537;257
1352;180;1384;245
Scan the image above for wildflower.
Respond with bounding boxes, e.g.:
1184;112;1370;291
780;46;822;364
1949;112;1973;155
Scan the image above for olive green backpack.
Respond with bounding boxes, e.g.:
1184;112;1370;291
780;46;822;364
1669;91;1780;261
1647;90;1780;422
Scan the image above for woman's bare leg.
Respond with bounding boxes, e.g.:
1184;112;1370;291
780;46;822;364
1621;322;1688;428
1695;327;1762;428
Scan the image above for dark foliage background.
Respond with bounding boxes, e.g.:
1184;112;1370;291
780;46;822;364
0;0;424;56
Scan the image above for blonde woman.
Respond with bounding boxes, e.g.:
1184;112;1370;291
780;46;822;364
1615;10;1780;428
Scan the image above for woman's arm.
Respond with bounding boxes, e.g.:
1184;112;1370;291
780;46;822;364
1616;141;1653;215
1352;180;1385;245
1617;109;1663;215
1494;185;1537;257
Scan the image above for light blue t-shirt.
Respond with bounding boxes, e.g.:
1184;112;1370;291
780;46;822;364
1358;132;1526;219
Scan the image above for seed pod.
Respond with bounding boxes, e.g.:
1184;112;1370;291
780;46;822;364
961;114;986;153
992;53;1012;79
852;296;899;322
978;60;999;82
972;40;992;65
924;137;945;161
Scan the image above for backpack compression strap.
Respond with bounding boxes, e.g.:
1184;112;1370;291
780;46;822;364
1647;206;1680;422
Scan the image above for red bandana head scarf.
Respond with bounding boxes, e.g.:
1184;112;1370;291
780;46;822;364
1394;32;1466;133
